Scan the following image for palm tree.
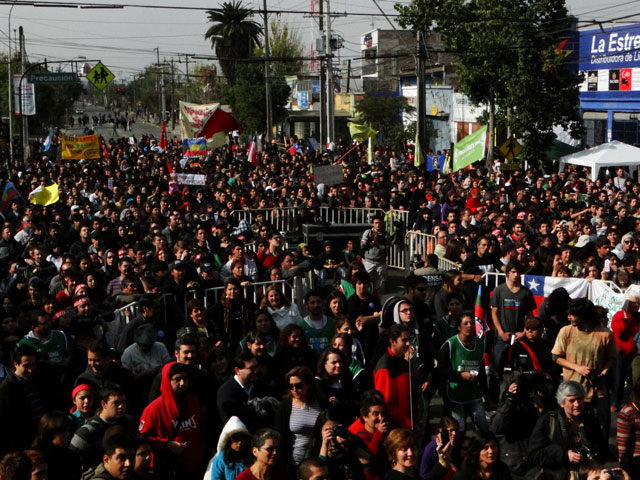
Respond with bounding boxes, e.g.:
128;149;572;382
205;1;263;85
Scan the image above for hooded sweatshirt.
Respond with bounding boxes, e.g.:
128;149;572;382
138;362;205;474
203;416;252;480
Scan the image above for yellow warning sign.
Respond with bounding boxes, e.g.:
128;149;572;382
86;62;115;91
499;137;522;161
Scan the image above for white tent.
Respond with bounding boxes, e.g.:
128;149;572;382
558;141;640;181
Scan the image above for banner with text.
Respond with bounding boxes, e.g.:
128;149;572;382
579;23;640;71
589;280;640;325
13;75;35;115
170;173;207;186
61;134;101;160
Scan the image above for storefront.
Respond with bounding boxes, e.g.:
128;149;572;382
580;23;640;145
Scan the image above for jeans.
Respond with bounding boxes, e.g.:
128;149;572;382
363;258;387;293
450;398;489;433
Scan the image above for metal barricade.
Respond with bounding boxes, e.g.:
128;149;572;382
318;206;384;225
231;207;297;233
405;231;461;271
113;301;139;326
482;272;505;290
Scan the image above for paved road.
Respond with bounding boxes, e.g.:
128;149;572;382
61;105;181;139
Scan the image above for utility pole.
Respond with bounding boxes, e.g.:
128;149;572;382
263;0;273;138
160;57;166;125
325;0;334;148
170;58;176;130
416;30;426;167
20;26;28;163
155;48;161;121
318;0;325;147
184;54;190;102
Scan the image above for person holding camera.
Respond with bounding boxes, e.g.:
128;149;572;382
528;381;607;479
314;410;376;480
360;215;391;294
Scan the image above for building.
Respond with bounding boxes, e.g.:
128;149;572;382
579;23;640;145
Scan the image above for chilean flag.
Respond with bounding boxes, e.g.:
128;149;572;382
248;135;258;165
521;275;589;316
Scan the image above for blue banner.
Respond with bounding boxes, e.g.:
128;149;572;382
580;24;640;71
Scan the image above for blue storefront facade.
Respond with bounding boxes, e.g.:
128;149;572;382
580;24;640;145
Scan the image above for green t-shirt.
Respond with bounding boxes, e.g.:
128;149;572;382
18;330;68;365
299;316;335;356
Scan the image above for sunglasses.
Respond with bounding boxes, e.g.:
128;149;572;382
288;382;305;390
525;327;539;331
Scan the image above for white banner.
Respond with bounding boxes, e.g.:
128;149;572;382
170;173;206;186
589;280;640;325
179;101;219;139
13;75;35;115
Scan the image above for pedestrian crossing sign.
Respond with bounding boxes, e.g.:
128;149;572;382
86;62;115;91
499;137;522;161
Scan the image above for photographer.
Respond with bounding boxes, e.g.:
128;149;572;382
490;371;555;478
313;409;376;480
528;381;607;479
360;215;391;294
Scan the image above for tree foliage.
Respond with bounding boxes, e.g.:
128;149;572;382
221;62;290;134
354;95;415;149
254;19;305;77
205;1;262;85
397;0;583;166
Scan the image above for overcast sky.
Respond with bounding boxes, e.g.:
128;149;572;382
0;0;635;82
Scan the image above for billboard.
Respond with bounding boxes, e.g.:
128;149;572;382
579;24;640;71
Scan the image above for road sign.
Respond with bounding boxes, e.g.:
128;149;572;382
27;72;77;84
499;137;522;161
86;62;115;91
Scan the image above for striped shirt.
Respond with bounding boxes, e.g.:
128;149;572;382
617;402;640;465
289;401;321;464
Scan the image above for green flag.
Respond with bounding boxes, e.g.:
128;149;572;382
348;122;378;142
453;125;487;170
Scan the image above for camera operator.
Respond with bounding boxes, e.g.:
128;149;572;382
314;410;376;480
490;371;555;478
360;215;391;294
528;381;607;479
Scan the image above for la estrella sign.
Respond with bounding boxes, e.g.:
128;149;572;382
580;24;640;71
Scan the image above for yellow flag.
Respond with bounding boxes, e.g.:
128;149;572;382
29;184;59;206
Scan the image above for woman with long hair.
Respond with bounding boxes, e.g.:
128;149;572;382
273;324;317;379
260;285;301;330
32;410;82;480
210;278;258;351
275;367;322;466
315;347;359;420
452;430;511;480
241;309;280;356
433;270;463;323
236;429;287;480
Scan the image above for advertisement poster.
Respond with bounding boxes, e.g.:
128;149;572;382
609;69;620;90
620;68;632;90
587;71;598;91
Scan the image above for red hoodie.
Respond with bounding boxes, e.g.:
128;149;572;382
138;362;205;474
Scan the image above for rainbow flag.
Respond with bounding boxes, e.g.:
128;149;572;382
182;137;207;157
1;181;24;213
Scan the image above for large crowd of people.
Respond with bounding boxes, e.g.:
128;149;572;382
0;129;639;480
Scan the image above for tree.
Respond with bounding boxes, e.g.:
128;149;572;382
221;62;290;134
204;1;262;85
353;95;415;149
397;0;583;166
254;19;305;77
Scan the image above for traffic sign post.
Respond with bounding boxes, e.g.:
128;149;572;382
86;62;115;91
26;72;77;84
499;137;522;161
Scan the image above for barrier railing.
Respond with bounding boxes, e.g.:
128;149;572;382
318;206;383;225
406;231;461;271
185;275;315;317
231;207;298;233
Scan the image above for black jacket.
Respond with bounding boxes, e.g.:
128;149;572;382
216;377;273;431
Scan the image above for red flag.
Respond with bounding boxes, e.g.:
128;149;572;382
166;160;173;174
196;108;242;138
159;121;167;151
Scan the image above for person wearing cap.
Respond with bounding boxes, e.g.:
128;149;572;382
139;362;206;478
14;215;34;246
121;324;171;380
17;311;70;366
